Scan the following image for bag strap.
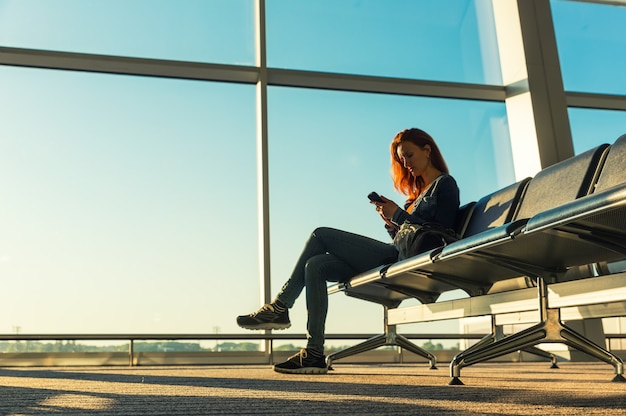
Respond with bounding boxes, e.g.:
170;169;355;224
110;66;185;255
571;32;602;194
427;173;446;196
411;173;446;210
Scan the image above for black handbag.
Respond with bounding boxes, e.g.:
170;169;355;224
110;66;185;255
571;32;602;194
392;175;458;260
393;221;458;260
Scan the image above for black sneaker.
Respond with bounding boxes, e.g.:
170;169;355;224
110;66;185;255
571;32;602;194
274;349;328;374
236;303;291;330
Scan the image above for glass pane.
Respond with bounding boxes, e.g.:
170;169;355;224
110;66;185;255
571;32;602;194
0;0;255;65
0;66;258;334
568;108;626;154
552;0;626;95
266;0;502;84
267;87;512;340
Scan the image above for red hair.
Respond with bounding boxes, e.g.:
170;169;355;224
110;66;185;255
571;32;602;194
390;128;449;202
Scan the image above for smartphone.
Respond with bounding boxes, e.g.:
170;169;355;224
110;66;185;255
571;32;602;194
367;191;385;203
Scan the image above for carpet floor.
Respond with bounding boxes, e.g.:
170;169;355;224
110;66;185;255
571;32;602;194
1;362;625;415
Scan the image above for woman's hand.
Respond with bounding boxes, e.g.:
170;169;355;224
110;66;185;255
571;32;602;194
371;195;399;223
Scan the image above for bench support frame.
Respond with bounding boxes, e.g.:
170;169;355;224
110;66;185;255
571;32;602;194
449;278;626;385
326;306;438;370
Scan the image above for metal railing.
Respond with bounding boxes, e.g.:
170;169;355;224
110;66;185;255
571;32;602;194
2;332;623;367
0;332;486;367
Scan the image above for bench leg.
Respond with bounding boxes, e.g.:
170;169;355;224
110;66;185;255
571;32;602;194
558;318;625;382
394;333;438;370
457;317;504;358
327;307;437;370
465;316;559;369
449;303;624;385
326;333;388;368
523;346;559;368
326;330;437;369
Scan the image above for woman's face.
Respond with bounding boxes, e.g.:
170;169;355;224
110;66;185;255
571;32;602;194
397;141;431;177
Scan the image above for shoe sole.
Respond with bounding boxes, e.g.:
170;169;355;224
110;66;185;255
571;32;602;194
237;323;291;330
273;366;328;375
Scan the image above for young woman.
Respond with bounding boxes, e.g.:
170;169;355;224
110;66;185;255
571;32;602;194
237;128;460;374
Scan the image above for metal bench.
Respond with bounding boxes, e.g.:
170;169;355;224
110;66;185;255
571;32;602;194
328;134;626;385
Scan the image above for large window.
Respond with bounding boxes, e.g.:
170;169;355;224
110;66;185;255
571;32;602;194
552;0;626;154
267;87;511;339
569;108;626;154
552;0;626;95
0;0;255;65
266;0;502;84
0;66;258;334
0;0;624;351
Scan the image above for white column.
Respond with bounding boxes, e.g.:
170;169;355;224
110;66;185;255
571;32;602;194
492;0;541;179
492;0;573;179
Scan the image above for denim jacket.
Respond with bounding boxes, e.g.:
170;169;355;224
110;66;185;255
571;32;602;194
386;174;460;239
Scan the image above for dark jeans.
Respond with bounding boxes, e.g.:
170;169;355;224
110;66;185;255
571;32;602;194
275;227;398;353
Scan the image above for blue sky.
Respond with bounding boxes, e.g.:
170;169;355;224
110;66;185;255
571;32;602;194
0;0;625;346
